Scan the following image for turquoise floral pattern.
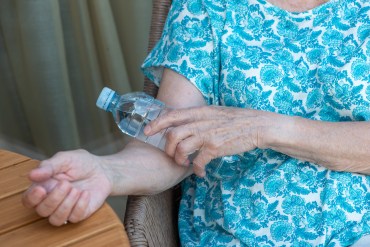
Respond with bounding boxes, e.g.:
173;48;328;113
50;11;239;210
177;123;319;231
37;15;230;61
142;0;370;246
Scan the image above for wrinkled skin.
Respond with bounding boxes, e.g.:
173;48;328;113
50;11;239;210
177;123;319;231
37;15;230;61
144;106;275;177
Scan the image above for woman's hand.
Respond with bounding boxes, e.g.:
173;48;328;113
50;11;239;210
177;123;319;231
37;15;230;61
22;149;112;226
144;106;272;177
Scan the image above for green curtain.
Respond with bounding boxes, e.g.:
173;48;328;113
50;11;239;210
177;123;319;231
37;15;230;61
0;0;153;157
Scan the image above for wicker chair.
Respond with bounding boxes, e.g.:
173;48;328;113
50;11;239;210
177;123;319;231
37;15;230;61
123;0;181;246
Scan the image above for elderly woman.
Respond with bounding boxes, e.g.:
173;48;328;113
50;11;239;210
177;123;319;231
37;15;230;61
23;0;370;246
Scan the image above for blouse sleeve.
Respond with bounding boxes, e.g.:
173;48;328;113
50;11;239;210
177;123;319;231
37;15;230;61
141;0;219;105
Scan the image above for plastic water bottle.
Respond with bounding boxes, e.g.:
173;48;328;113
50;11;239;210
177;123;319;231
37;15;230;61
96;87;244;179
96;87;169;150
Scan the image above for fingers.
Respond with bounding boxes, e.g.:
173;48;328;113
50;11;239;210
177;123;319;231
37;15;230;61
28;165;54;182
48;188;81;226
165;127;194;158
145;108;202;136
193;163;206;178
35;180;72;218
143;106;233;178
29;152;71;182
145;106;226;136
144;110;180;136
22;185;47;208
160;120;216;177
173;136;214;177
22;178;59;208
68;191;90;223
26;180;91;226
192;150;214;178
173;136;202;166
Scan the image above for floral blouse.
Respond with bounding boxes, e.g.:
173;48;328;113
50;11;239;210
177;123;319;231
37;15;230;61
142;0;370;246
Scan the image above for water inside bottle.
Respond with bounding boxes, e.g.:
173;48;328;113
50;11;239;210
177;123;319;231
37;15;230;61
108;91;248;174
113;95;167;150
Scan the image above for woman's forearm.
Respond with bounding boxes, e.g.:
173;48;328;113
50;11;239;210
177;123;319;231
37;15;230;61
261;113;370;174
101;140;192;196
98;69;204;195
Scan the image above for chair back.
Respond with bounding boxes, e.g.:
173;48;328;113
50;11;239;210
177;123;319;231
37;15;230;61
143;0;172;97
124;1;181;246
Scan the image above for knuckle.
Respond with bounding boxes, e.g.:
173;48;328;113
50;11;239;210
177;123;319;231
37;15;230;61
49;151;71;166
169;109;182;121
44;197;60;210
175;148;188;164
35;197;54;216
189;124;200;137
176;142;187;155
192;109;203;120
62;180;72;191
36;206;51;217
207;140;222;156
148;118;158;128
197;106;212;118
56;202;69;215
209;148;219;158
164;144;174;157
166;129;180;142
199;106;209;113
166;130;175;141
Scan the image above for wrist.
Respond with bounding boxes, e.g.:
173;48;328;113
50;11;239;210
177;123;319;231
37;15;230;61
256;112;297;150
98;142;164;196
99;147;137;196
99;157;115;195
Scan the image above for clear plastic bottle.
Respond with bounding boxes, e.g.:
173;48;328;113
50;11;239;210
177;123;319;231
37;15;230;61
96;87;244;179
96;87;169;150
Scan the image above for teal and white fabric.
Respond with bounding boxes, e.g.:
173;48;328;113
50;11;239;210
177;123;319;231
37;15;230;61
142;0;370;246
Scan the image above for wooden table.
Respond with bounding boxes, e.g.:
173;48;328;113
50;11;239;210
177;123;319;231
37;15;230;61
0;149;130;246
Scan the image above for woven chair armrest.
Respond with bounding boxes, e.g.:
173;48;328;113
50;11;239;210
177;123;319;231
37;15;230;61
124;188;180;247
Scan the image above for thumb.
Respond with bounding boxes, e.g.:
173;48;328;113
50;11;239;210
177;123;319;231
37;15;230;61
28;165;54;182
28;153;71;182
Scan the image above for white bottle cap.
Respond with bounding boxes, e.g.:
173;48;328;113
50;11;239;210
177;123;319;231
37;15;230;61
96;87;115;111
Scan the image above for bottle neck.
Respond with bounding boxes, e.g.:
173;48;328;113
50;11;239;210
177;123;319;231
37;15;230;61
106;93;120;112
